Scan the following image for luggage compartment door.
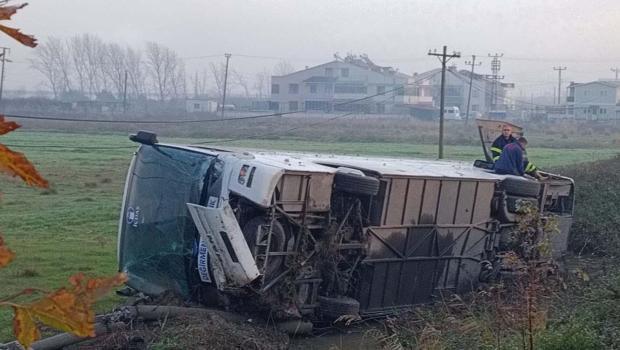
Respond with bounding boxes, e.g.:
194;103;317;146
187;203;260;289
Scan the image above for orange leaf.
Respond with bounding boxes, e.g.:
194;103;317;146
0;24;36;47
0;115;21;135
25;287;94;337
10;273;127;348
0;3;27;20
13;307;40;349
0;143;48;188
0;235;15;267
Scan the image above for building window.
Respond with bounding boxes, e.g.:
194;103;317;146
305;100;330;111
446;86;461;97
377;86;385;94
472;90;480;98
269;101;280;111
334;84;367;94
309;84;317;93
271;84;279;94
325;68;333;76
289;84;299;94
323;84;332;93
341;68;349;77
376;103;385;113
472;104;479;111
193;103;200;109
289;101;298;111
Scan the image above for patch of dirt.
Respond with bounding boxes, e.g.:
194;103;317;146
72;313;289;350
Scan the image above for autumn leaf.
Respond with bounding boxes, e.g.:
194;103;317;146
6;273;127;348
0;144;48;188
0;115;20;135
0;235;15;267
0;3;36;47
12;307;39;348
0;3;27;20
0;24;36;47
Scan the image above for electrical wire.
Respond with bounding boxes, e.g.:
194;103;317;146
4;110;294;124
2;144;135;150
448;69;611;111
1;72;441;151
2;71;439;125
192;90;402;145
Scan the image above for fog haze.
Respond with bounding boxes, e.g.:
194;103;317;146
5;0;620;95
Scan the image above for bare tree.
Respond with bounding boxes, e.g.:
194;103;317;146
232;69;250;98
101;43;126;99
169;59;187;100
254;69;271;98
273;60;295;76
30;37;72;98
145;42;183;101
191;69;209;98
31;41;62;98
69;36;88;95
125;47;146;98
73;34;107;96
209;62;226;101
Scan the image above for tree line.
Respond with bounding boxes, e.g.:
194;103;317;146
30;34;296;102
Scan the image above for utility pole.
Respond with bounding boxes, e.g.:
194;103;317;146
221;53;232;119
428;46;460;159
464;55;482;125
0;47;10;109
485;53;504;110
553;66;567;105
611;67;620;80
122;70;128;114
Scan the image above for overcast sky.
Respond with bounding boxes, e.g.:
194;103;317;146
5;0;620;96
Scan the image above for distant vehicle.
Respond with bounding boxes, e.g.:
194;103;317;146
487;110;507;119
218;104;236;111
443;106;462;120
117;130;574;325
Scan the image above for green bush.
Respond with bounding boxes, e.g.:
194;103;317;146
553;155;620;256
538;320;602;350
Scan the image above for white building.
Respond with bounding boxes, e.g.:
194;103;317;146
270;54;409;113
566;80;620;120
186;98;218;113
404;67;511;118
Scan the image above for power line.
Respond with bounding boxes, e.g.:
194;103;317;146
221;53;232;119
486;53;504;109
448;69;605;110
553;66;567;105
192;90;402;145
428;45;460;159
6;73;438;150
4;144;134;150
0;47;10;109
2;75;431;125
3;111;294;124
464;55;482;125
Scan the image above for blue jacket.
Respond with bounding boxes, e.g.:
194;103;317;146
494;142;525;176
490;135;516;161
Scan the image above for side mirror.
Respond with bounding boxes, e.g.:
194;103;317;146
129;131;158;145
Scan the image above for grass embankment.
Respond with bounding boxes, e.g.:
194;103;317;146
0;131;618;343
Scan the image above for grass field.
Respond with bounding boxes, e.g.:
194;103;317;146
0;130;618;342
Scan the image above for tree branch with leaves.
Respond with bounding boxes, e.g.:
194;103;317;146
0;3;127;349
